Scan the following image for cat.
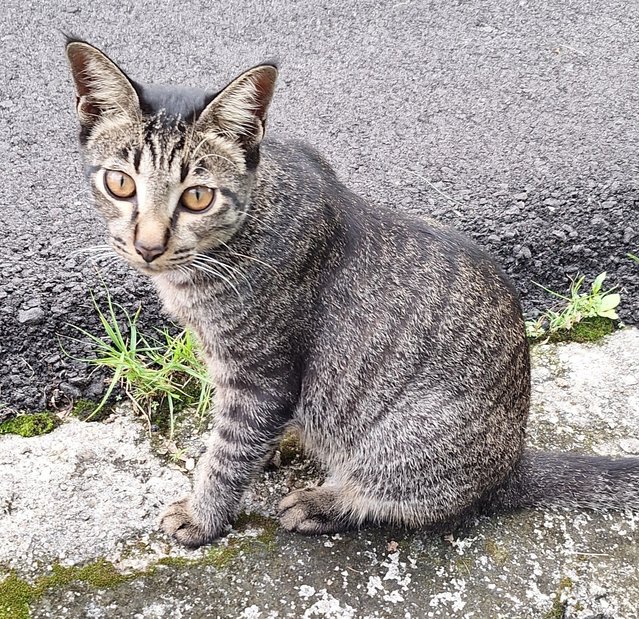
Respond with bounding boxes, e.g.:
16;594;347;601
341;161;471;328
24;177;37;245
65;39;639;548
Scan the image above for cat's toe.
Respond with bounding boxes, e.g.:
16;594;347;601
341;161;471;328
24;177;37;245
278;487;345;535
159;497;212;548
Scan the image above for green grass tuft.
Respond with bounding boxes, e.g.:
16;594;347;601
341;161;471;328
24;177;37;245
64;285;213;438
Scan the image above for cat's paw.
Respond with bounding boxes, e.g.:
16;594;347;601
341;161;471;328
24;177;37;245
278;487;346;535
159;497;216;548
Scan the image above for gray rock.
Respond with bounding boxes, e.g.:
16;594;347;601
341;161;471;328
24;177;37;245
17;306;45;325
624;227;635;243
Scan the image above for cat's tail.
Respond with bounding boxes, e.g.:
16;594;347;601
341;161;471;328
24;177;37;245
488;450;639;512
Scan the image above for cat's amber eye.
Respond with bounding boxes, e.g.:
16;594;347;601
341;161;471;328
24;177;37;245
181;186;214;212
104;170;136;199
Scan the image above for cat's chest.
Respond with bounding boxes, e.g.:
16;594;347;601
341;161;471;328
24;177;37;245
152;276;219;329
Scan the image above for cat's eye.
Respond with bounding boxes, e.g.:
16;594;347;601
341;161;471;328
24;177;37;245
181;186;214;212
104;170;136;199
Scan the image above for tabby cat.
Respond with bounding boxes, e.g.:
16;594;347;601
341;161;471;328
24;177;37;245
66;39;639;548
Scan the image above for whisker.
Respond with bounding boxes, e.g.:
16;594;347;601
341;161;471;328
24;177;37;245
195;253;254;294
194;151;236;168
191;260;243;305
216;241;278;273
68;244;112;257
77;252;117;265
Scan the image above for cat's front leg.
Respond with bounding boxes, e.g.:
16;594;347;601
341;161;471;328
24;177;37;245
160;390;291;548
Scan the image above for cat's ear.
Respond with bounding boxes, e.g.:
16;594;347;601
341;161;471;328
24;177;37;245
65;40;140;132
196;64;278;150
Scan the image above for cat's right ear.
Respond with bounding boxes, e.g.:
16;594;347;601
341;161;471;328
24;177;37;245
65;40;140;133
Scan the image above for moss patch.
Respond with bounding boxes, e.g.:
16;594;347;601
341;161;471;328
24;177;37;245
484;539;509;565
0;514;279;617
529;317;617;345
544;576;574;619
71;399;111;422
235;512;279;545
0;412;58;438
279;431;303;465
0;559;140;618
0;572;32;619
35;559;135;593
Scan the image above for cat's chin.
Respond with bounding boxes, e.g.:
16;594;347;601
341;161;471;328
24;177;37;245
147;267;193;286
134;263;192;285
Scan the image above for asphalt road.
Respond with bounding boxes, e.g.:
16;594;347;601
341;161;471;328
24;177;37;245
1;0;638;410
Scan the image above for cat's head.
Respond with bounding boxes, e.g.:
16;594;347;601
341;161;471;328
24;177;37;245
65;39;277;276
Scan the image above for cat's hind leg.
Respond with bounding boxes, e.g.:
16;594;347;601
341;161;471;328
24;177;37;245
278;486;349;534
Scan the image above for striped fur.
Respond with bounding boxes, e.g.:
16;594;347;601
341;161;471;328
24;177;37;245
67;41;639;548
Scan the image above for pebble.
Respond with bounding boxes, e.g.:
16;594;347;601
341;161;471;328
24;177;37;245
515;246;532;260
623;227;635;243
17;306;45;325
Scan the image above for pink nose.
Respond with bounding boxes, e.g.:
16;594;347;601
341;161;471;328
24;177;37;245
134;241;166;263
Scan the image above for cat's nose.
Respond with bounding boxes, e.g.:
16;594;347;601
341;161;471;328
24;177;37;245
134;240;166;263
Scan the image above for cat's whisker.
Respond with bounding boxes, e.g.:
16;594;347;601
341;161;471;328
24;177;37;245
215;241;278;273
194;253;254;294
68;244;113;258
78;252;117;265
80;253;116;266
194;152;236;168
190;132;216;160
191;260;243;305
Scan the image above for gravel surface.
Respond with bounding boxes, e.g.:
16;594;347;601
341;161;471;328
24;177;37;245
2;330;638;618
1;0;638;410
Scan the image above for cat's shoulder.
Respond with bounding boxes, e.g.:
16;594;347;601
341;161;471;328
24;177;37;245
262;139;338;178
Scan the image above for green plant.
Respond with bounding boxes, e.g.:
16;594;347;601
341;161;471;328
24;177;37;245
629;252;639;265
525;272;620;341
0;412;58;437
64;287;213;438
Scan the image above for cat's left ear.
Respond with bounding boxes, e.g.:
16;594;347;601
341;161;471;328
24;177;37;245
66;40;141;133
196;64;278;150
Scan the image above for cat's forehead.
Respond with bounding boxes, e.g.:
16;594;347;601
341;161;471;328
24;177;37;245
88;106;245;178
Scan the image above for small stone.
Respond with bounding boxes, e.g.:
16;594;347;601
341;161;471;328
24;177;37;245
17;307;45;325
516;246;532;260
59;382;82;399
514;191;528;201
619;439;639;455
185;458;196;471
623;227;635;243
